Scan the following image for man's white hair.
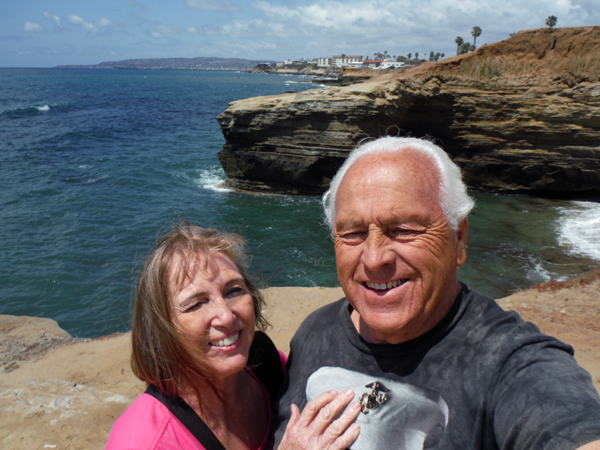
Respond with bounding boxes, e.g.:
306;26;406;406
322;136;475;232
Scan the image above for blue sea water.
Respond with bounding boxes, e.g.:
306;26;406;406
1;68;599;338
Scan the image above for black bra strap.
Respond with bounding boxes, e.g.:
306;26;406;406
145;331;283;450
145;384;226;450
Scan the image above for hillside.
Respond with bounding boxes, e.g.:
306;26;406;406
217;27;600;196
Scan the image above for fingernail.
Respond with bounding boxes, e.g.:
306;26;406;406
344;388;354;396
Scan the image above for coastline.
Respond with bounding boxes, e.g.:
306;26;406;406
1;270;599;449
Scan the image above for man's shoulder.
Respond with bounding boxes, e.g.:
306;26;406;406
456;287;575;359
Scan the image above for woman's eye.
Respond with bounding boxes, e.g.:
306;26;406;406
184;300;207;312
225;287;245;298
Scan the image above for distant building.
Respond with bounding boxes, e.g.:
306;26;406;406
378;60;405;69
362;59;382;69
317;57;332;67
360;59;404;69
332;55;363;67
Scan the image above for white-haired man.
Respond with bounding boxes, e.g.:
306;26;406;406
275;137;600;450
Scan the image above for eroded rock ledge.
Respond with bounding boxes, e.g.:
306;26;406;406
217;27;600;196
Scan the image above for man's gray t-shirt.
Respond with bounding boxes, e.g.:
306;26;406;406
274;285;600;450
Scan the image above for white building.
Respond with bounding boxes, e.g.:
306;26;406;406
378;60;405;69
317;57;332;67
332;55;363;67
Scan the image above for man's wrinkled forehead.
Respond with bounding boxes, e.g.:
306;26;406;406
334;150;442;212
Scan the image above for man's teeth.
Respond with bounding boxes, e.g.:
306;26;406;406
210;332;240;347
366;279;407;290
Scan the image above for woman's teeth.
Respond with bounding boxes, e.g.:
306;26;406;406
210;332;240;347
366;279;407;290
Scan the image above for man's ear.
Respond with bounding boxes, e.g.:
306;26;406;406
456;218;468;267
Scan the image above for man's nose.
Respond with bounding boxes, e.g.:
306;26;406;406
361;231;395;270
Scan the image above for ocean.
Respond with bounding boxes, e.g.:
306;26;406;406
1;68;599;339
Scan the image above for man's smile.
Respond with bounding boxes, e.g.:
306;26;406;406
364;279;409;291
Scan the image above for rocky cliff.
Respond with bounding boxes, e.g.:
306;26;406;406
217;27;600;196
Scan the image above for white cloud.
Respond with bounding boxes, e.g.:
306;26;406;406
67;14;85;25
185;0;241;12
65;14;113;34
155;24;181;34
187;27;199;33
95;18;113;27
43;12;63;30
23;21;44;32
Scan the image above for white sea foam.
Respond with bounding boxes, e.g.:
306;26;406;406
37;105;50;112
557;201;600;261
193;168;230;192
529;260;556;283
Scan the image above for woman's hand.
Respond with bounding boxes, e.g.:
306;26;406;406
278;389;361;450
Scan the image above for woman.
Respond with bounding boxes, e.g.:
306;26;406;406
106;221;360;450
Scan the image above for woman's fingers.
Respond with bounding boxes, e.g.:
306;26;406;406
322;400;361;449
279;389;361;450
312;389;356;432
294;390;338;429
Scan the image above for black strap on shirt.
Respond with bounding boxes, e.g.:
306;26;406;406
247;331;285;408
145;384;226;450
144;331;283;450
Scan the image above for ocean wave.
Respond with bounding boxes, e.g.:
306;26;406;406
192;168;230;192
1;104;52;118
557;201;600;261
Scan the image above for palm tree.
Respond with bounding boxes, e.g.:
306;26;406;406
407;53;412;60
471;26;482;48
415;52;419;59
455;36;464;56
441;53;445;59
546;16;557;28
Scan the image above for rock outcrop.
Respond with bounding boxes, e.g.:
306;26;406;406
217;27;600;196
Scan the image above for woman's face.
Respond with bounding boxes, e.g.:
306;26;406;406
169;250;255;381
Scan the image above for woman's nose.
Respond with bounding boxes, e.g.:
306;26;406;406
211;298;236;327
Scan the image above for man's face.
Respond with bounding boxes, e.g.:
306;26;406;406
333;151;468;344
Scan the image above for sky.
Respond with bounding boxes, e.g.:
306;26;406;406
1;0;598;67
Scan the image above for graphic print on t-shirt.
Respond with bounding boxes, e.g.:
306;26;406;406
306;367;448;450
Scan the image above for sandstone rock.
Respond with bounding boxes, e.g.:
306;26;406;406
217;27;600;196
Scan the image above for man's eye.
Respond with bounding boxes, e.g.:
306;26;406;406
342;231;366;240
391;228;418;237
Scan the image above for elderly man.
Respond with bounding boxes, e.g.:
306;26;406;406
275;137;600;450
